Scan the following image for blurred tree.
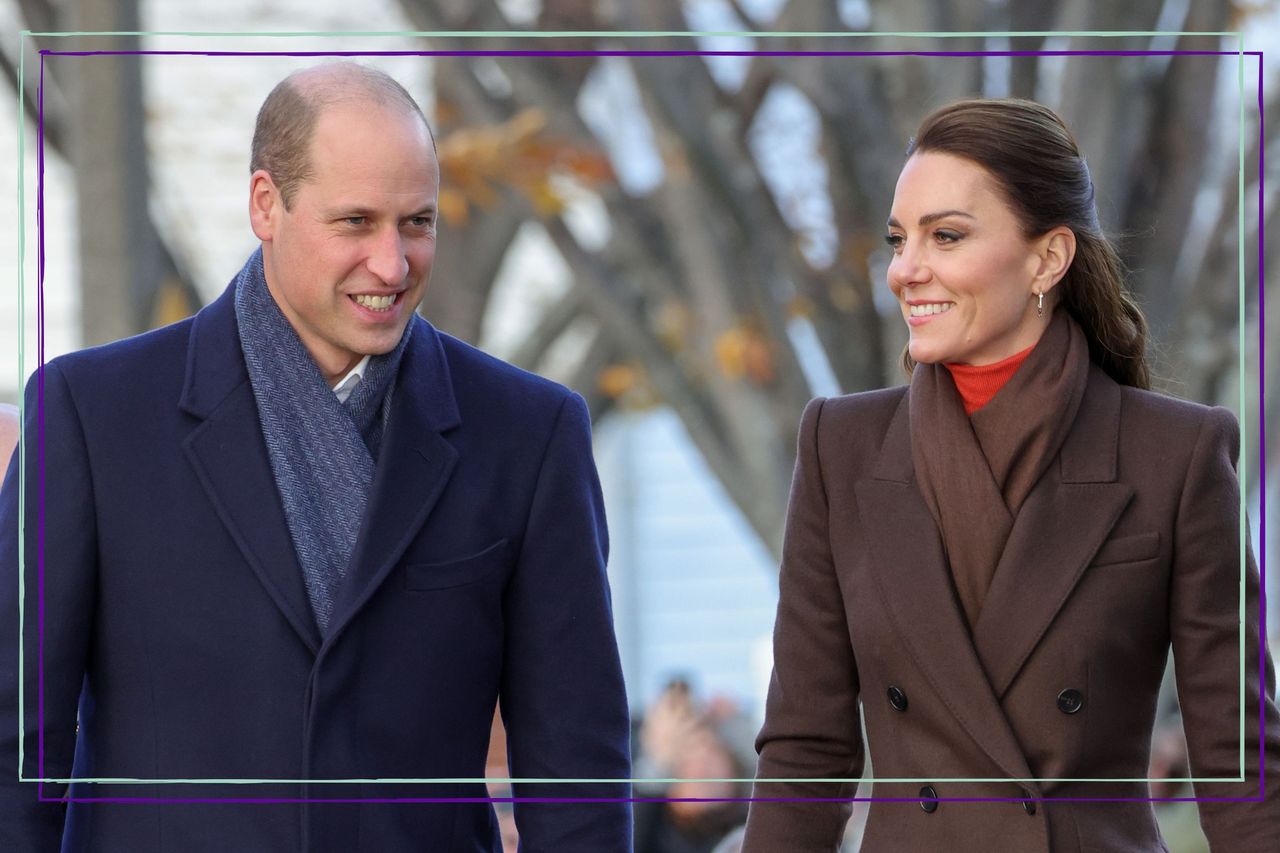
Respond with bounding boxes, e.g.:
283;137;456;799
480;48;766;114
5;0;205;345
4;0;1271;558
395;0;1275;557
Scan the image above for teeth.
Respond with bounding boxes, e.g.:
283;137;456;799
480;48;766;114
909;302;953;317
353;294;396;311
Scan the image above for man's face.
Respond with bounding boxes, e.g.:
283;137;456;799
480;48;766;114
250;102;439;382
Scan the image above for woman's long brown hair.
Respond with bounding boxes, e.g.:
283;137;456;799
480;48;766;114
900;98;1150;389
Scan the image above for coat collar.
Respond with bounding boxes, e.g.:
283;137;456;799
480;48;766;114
322;314;460;649
856;365;1131;787
871;364;1122;485
179;282;461;654
971;365;1132;697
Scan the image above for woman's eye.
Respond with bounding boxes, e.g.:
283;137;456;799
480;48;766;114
884;233;904;251
934;229;962;243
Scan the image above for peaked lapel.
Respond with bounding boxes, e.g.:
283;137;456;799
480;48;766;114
180;284;322;654
855;392;1038;790
972;367;1132;698
323;317;460;648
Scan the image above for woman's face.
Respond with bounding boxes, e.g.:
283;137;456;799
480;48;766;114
885;151;1056;366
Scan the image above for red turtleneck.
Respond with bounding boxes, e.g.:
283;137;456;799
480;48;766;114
944;345;1035;415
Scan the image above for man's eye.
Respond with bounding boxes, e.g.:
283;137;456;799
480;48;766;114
408;216;433;228
344;216;367;226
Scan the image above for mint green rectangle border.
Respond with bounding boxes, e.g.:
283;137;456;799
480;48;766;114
13;29;1255;787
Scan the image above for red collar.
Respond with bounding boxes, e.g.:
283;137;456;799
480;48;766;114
944;345;1035;415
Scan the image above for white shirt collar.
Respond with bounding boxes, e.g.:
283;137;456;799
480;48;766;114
332;354;372;404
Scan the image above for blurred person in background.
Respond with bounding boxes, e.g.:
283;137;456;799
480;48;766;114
743;98;1279;852
634;679;750;853
0;405;15;471
0;62;630;851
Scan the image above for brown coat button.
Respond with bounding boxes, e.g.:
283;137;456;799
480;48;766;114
1057;688;1084;714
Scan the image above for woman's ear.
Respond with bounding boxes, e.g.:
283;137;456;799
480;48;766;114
1035;225;1076;294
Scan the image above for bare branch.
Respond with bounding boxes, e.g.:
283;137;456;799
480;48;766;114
508;284;584;371
565;327;621;425
2;6;68;156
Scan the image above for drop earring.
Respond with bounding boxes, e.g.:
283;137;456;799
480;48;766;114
1036;291;1044;318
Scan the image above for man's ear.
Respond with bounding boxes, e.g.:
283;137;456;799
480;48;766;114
1033;225;1076;295
249;170;282;242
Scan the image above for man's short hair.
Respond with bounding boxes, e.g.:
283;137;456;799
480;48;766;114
250;62;436;209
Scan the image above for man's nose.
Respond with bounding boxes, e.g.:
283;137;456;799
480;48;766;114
366;227;410;285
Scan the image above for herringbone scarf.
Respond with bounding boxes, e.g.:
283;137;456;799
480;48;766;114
234;248;412;634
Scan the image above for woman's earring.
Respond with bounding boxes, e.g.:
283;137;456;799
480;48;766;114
1036;291;1044;317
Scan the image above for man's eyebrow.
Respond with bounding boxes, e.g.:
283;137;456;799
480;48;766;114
323;203;438;218
324;205;376;218
885;210;976;229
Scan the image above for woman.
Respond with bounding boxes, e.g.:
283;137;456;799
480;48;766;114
741;99;1279;852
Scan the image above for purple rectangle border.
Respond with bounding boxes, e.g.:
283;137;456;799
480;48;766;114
28;45;1268;806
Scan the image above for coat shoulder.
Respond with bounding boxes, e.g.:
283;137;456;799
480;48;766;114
36;318;196;400
1119;384;1216;423
797;385;908;476
817;385;908;437
1107;383;1246;488
1117;385;1232;453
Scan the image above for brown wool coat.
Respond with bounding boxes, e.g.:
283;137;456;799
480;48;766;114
742;366;1280;853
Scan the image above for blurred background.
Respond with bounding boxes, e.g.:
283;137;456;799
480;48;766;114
2;1;1278;851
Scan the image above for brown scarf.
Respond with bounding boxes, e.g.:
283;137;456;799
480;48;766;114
909;310;1090;628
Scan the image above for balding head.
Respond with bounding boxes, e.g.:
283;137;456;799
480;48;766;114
250;62;436;210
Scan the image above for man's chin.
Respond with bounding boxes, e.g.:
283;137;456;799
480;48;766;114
352;327;412;358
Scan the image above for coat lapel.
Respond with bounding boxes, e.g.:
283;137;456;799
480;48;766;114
180;285;322;654
323;317;460;647
972;367;1132;698
855;393;1038;790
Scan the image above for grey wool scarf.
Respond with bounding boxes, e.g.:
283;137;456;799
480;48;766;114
234;248;412;634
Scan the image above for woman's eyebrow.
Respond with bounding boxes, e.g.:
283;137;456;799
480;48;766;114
886;210;976;229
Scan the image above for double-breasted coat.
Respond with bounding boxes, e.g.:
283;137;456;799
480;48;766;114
0;282;632;851
743;365;1279;852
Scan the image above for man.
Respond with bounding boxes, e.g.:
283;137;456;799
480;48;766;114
0;62;632;851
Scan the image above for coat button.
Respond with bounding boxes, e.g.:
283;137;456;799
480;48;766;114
1057;688;1084;714
1022;799;1037;815
887;686;908;712
919;785;938;813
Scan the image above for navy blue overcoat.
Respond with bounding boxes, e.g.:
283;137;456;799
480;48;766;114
0;281;633;851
